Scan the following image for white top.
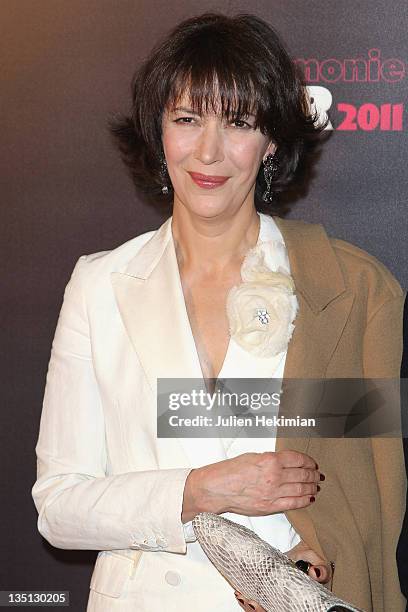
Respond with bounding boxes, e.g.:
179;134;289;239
183;213;301;552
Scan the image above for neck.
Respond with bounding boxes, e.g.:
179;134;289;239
171;202;260;277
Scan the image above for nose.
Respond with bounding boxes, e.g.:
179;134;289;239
193;120;224;165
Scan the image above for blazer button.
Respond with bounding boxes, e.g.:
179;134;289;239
156;537;168;548
165;570;181;586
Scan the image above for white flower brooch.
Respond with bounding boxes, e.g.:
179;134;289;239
226;240;298;358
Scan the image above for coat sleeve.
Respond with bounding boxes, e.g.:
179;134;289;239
31;256;192;553
363;293;407;610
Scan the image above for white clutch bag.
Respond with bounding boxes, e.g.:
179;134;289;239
192;513;365;612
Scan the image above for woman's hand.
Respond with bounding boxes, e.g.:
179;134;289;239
285;539;333;584
234;540;333;611
234;591;265;611
182;450;323;522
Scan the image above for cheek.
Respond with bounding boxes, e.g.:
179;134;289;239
226;139;264;174
162;126;195;162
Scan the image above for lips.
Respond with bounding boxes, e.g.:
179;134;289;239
188;171;229;188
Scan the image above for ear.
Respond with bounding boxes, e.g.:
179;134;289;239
263;140;277;161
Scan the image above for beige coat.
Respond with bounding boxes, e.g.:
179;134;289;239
271;216;407;611
32;214;406;611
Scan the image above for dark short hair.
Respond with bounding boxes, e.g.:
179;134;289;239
110;12;328;211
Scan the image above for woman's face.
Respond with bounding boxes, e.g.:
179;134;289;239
161;90;276;219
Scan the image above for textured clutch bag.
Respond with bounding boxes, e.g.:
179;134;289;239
192;513;365;612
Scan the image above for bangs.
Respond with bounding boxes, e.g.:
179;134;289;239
164;59;268;132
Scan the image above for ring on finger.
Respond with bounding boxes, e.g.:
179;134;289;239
295;559;312;574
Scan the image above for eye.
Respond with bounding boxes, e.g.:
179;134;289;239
230;118;252;129
174;117;196;125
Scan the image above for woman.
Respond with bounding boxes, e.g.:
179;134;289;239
32;12;406;612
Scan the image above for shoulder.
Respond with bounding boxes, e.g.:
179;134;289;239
276;216;404;313
65;225;158;293
329;236;403;300
79;228;156;270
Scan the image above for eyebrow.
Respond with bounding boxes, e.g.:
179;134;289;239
172;106;199;114
172;106;256;118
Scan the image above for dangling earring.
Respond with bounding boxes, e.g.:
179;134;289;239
159;153;170;195
262;153;278;203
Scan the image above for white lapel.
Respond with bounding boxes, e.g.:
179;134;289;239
217;213;295;458
110;216;226;466
111;217;201;384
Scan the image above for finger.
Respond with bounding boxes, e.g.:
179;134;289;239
308;563;331;584
268;494;317;513
281;467;322;484
276;482;318;498
234;592;246;610
287;543;325;566
234;592;264;611
234;592;257;611
276;450;318;470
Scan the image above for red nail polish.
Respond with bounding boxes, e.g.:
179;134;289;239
310;496;315;502
317;485;321;492
320;473;326;481
315;567;321;578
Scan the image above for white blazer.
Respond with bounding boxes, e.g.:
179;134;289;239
32;213;301;611
32;211;407;611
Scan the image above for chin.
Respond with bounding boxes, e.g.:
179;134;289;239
178;192;239;219
187;202;234;220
